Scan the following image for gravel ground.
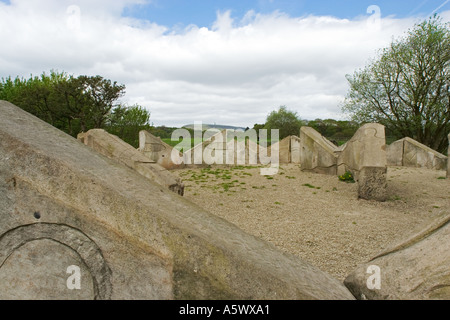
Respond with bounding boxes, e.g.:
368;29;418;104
174;164;450;281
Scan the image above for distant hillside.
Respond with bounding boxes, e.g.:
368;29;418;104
182;123;247;131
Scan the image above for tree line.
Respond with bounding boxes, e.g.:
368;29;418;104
251;106;360;145
0;70;151;147
252;105;399;145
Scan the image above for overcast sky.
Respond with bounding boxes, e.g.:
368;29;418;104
1;0;449;127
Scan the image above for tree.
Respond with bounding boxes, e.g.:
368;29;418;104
264;106;305;140
0;71;127;136
306;119;359;140
105;104;151;147
77;75;125;129
0;71;73;131
342;15;450;153
252;123;265;141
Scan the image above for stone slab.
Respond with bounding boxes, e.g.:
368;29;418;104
338;123;387;201
300;127;339;175
345;212;450;300
138;130;185;170
78;129;184;195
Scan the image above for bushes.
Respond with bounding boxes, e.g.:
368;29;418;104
338;171;355;183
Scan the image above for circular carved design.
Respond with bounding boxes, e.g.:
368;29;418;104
0;223;112;300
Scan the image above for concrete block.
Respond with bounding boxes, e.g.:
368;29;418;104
386;139;404;166
387;137;447;170
338;123;387;201
357;166;388;201
345;212;450;299
448;134;450;178
138;130;185;170
300;127;339;175
268;136;291;164
290;136;301;164
403;137;447;170
78;129;184;196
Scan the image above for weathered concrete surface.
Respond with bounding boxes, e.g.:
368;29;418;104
270;136;291;164
0;238;95;300
290;136;301;164
0;100;355;300
300;127;339;175
344;212;450;300
78;129;184;196
299;125;388;201
387;137;447;170
183;130;264;166
448;134;450;178
138;130;185;170
337;123;387;201
386;139;404;167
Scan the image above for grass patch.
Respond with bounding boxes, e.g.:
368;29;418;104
252;186;266;190
302;183;321;189
338;171;355;183
232;165;259;170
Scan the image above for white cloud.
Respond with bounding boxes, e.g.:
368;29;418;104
0;0;447;127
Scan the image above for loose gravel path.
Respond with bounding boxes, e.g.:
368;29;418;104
174;164;449;281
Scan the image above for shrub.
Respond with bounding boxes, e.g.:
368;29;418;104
338;171;355;183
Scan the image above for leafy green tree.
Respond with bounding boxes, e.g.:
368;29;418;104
0;71;127;137
0;71;72;130
105;104;151;147
252;123;265;131
342;15;450;153
264;105;305;140
77;75;125;129
306;119;359;141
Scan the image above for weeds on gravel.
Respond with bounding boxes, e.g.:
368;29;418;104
181;165;286;195
338;171;355;183
302;183;320;189
252;185;266;190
